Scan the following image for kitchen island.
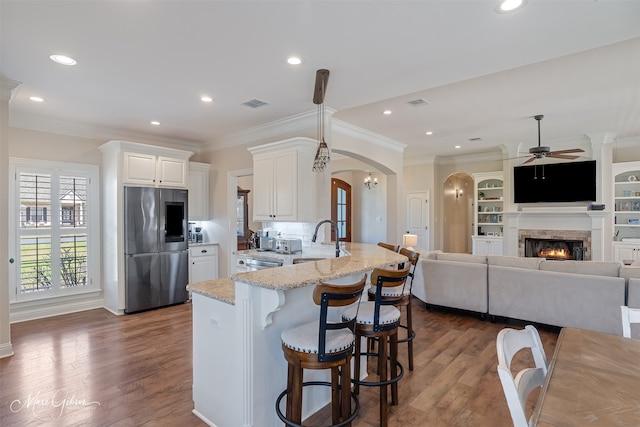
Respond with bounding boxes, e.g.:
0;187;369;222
187;243;406;427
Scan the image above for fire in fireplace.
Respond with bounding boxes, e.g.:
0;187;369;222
524;238;584;260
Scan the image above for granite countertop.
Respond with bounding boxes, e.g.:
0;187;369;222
233;242;406;291
189;243;407;305
188;278;235;305
189;242;219;247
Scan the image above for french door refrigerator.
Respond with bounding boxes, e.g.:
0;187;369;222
124;186;189;313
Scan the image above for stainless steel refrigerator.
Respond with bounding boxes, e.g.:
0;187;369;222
124;186;189;313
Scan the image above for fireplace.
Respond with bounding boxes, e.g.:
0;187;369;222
525;238;584;260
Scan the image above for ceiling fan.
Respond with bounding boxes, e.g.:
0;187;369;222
520;114;584;164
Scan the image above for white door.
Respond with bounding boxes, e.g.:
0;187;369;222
404;191;429;250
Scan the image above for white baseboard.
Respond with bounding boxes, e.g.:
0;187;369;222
0;342;14;359
10;294;105;323
192;409;217;427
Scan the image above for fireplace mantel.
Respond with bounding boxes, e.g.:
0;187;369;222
502;209;611;261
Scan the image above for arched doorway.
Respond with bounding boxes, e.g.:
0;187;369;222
442;173;474;253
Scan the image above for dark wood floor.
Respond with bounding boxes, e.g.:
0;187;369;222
0;299;559;426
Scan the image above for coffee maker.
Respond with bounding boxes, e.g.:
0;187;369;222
257;228;273;251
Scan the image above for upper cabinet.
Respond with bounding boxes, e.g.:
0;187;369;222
249;137;330;222
473;171;504;237
123;152;188;188
188;162;211;220
612;161;640;243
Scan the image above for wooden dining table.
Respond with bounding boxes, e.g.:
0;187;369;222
532;327;640;426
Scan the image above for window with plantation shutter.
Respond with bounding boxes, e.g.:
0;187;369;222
10;159;99;301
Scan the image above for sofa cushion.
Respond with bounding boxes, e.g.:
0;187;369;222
436;252;487;264
539;260;620;277
417;249;440;260
487;255;543;270
619;266;640;280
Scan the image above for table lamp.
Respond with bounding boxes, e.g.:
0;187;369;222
402;234;418;250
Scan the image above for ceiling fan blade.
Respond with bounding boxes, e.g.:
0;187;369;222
548;148;585;155
547;153;580;160
522;156;537;164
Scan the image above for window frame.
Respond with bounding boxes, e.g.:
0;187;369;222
8;158;101;302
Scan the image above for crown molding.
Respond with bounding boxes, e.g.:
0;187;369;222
331;119;406;153
9;112;202;153
204;109;332;151
1;77;21;102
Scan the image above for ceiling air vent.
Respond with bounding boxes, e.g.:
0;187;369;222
242;99;269;108
407;98;430;107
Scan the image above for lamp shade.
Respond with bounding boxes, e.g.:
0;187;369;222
402;234;418;248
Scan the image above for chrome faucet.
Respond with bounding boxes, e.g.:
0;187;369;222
311;219;340;258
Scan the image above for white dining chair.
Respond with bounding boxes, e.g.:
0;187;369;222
621;305;640;338
496;325;549;427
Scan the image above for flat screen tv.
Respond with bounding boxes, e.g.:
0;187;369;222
513;160;596;203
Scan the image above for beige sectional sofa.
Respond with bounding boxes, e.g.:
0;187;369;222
412;251;640;336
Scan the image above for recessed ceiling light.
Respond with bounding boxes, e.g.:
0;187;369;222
150;121;160;126
49;54;77;65
425;131;433;135
383;110;392;115
496;0;527;13
287;57;302;65
30;96;44;102
201;96;213;103
455;145;461;149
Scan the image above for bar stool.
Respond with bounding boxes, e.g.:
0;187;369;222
367;248;420;370
342;265;410;427
276;274;367;427
377;242;399;252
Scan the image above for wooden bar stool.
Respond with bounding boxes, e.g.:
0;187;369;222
342;265;410;427
377;242;399;252
367;248;420;370
276;274;367;427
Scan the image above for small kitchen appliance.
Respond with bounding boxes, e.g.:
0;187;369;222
257;228;274;251
275;238;302;254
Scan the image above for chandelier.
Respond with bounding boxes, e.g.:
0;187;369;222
312;69;330;172
364;173;378;189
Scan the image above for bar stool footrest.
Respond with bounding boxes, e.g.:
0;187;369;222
275;381;360;427
351;352;404;387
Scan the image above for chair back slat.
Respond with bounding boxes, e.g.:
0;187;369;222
315;274;367;362
370;265;410;331
621;305;640;338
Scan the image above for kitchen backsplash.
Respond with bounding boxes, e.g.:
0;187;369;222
261;222;322;247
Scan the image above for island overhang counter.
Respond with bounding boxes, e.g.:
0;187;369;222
187;243;406;427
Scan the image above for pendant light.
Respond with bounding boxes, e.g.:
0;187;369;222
312;69;330;172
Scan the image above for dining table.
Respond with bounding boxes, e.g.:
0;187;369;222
532;327;640;426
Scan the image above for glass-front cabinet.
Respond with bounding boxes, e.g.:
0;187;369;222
612;162;640;263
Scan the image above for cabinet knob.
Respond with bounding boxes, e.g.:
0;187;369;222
201;249;207;253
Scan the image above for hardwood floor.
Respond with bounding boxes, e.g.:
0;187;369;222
0;299;559;426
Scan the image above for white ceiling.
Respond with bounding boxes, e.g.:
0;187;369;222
2;0;640;161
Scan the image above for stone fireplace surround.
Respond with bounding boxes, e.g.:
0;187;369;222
503;209;608;261
519;229;591;260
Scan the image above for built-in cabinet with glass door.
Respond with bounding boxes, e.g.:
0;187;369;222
612;161;640;264
472;172;504;255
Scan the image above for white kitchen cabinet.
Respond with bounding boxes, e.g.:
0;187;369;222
249;137;329;223
472;236;503;256
123;151;188;188
189;244;218;283
613;242;640;264
188;162;211;220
